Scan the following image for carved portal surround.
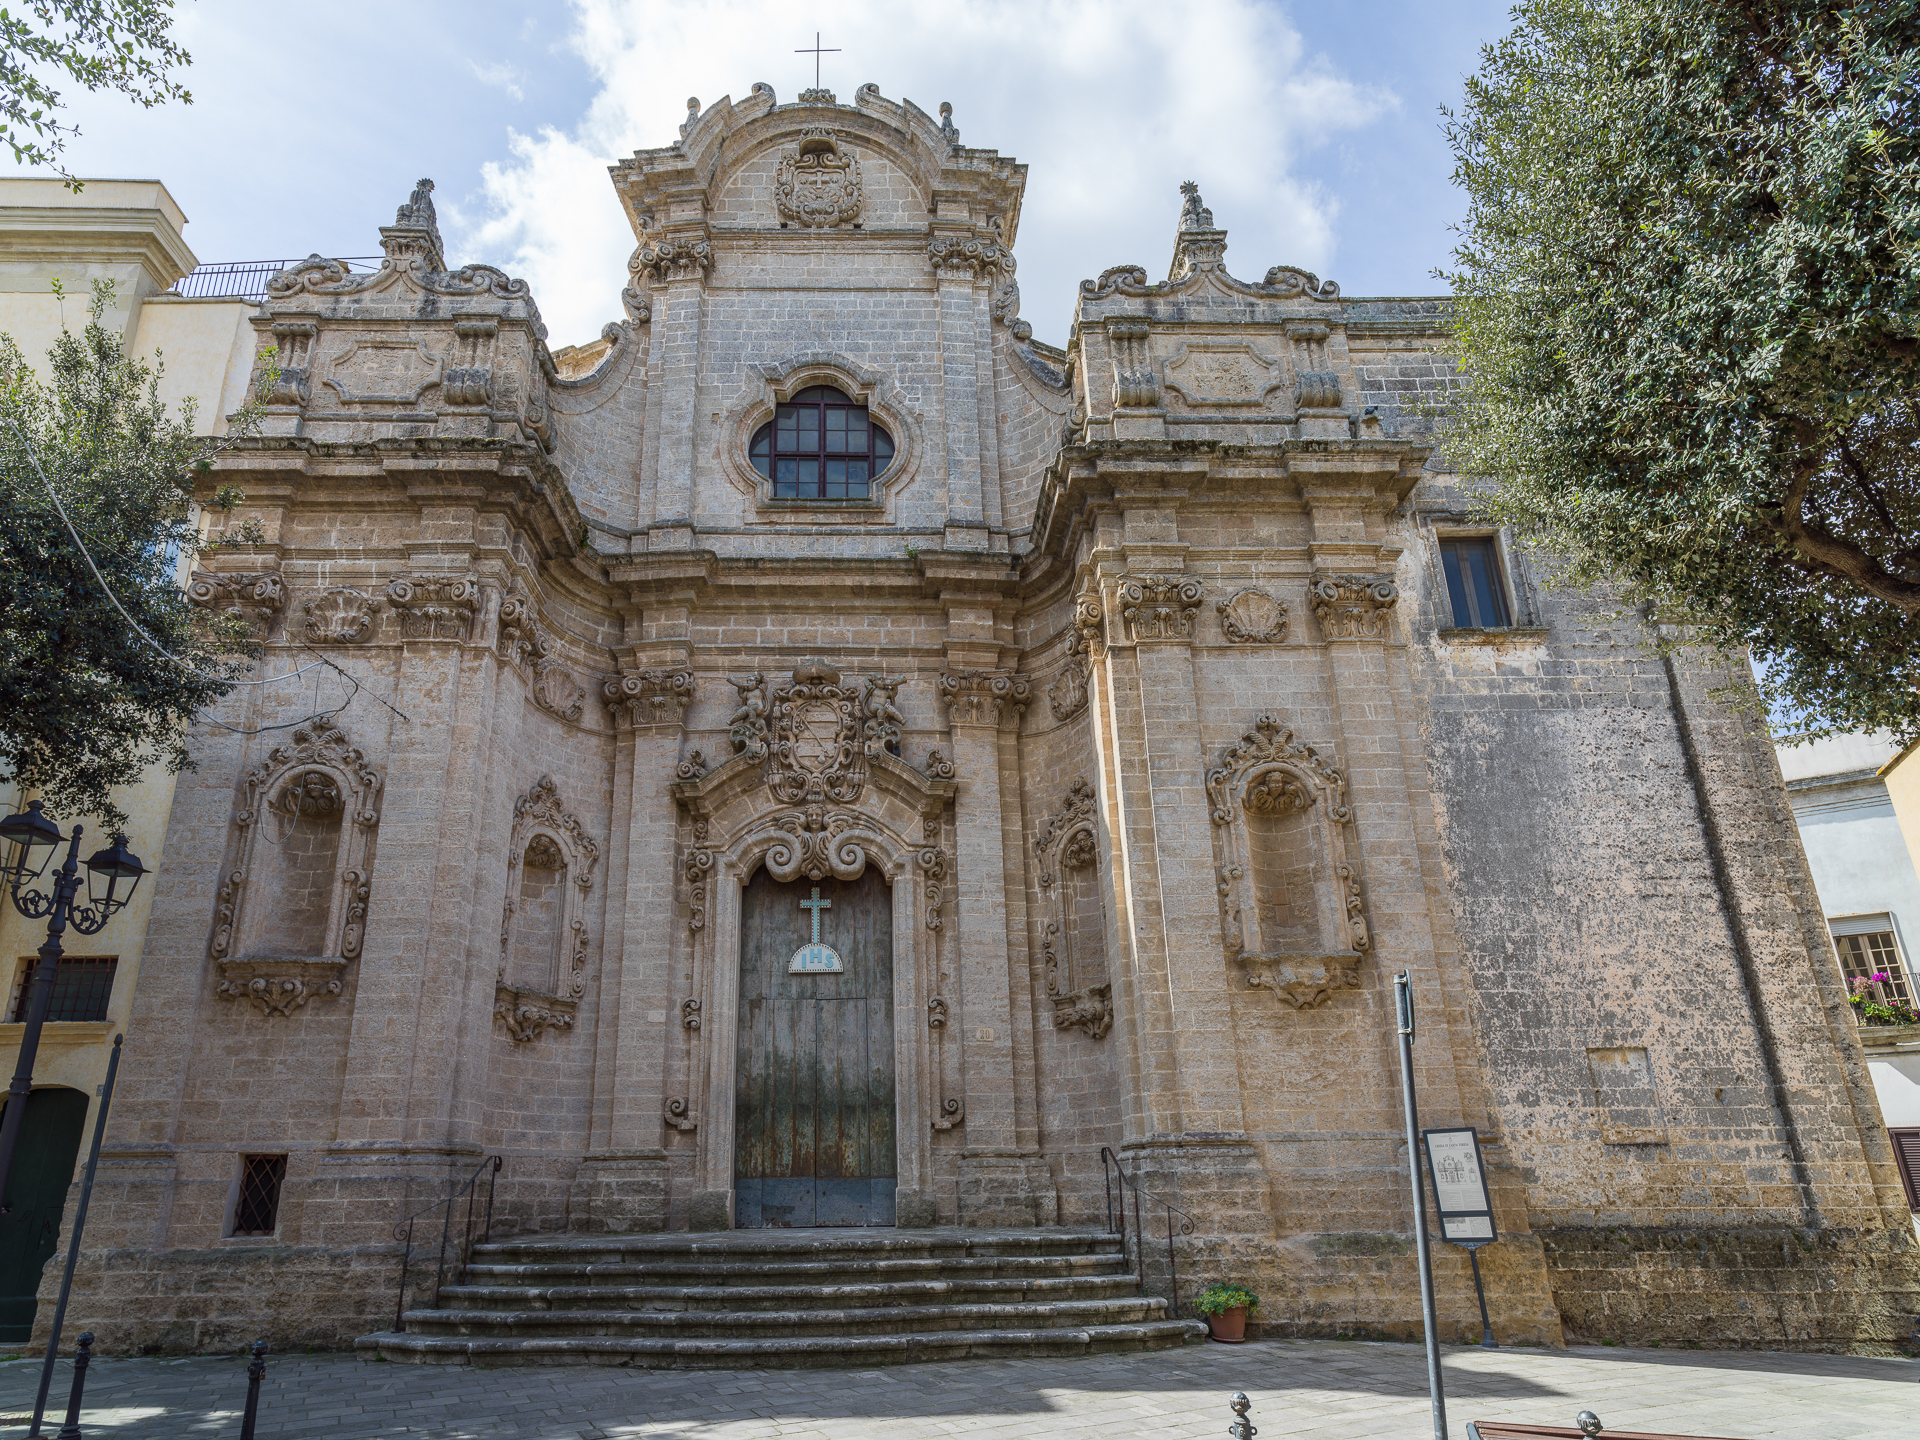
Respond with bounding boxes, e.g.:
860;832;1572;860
1207;713;1373;1011
209;720;382;1017
1033;779;1112;1039
668;659;959;1228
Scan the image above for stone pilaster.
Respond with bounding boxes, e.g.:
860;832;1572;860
567;663;695;1231
930;235;997;550
939;667;1055;1224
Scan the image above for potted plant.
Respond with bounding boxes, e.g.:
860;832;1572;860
1848;973;1920;1027
1195;1282;1260;1343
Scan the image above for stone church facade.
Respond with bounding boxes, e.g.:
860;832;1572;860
61;86;1919;1352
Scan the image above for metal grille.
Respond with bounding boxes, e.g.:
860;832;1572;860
9;956;117;1022
1836;931;1914;1004
230;1154;288;1236
167;258;381;303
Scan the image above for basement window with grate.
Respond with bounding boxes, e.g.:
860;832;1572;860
8;956;117;1022
228;1154;288;1237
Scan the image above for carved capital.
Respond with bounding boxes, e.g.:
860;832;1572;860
1309;572;1399;641
189;572;285;635
385;573;480;641
494;983;577;1042
631;236;713;287
602;668;696;728
928;233;1014;281
938;669;1030;728
1118;575;1204;642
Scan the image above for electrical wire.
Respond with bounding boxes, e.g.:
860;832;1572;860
4;417;410;737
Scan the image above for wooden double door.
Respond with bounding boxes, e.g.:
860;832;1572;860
735;866;896;1226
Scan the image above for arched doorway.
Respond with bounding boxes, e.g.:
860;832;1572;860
734;866;896;1226
0;1087;89;1341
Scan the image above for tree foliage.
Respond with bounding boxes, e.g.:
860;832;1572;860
0;1;191;179
0;283;250;830
1443;0;1920;737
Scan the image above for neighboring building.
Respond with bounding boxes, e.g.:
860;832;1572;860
55;90;1920;1360
0;178;258;1341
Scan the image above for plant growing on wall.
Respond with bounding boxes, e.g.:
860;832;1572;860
0;280;260;827
1443;0;1920;737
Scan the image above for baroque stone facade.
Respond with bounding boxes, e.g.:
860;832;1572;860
60;86;1918;1354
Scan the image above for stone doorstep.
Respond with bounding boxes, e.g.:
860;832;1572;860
460;1253;1131;1283
356;1320;1208;1368
467;1226;1123;1262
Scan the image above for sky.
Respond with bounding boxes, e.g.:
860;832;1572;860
34;0;1519;350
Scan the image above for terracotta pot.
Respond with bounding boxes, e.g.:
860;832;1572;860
1206;1305;1248;1343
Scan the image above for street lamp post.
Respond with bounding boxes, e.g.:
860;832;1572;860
0;800;145;1212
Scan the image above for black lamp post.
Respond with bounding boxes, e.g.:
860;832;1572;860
0;800;145;1212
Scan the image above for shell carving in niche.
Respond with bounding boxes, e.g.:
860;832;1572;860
1217;587;1289;645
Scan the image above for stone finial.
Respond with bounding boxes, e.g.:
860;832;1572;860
1179;181;1214;231
939;101;960;148
383;176;445;270
681;97;700;137
396;177;437;231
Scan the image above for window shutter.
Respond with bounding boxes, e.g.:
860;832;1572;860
1891;1128;1920;1212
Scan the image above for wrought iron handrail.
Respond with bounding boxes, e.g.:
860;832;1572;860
390;1155;502;1330
1099;1145;1196;1317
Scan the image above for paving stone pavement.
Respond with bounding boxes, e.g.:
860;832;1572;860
0;1339;1910;1440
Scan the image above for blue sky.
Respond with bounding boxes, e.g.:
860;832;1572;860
38;0;1518;349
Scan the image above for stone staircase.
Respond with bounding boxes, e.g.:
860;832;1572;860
358;1226;1205;1368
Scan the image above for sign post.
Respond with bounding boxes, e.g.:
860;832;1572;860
1393;971;1447;1440
1423;1126;1498;1349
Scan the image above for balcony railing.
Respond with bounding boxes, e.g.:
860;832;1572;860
166;258;382;304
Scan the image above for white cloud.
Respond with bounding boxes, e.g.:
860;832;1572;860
470;61;525;102
456;0;1396;347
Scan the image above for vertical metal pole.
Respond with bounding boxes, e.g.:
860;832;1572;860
28;1035;122;1438
1469;1249;1495;1348
1394;971;1447;1440
1165;1205;1179;1318
54;1332;91;1440
393;1218;414;1332
239;1340;265;1440
0;829;84;1212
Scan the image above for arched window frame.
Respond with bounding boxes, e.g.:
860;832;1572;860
717;357;921;522
748;385;895;501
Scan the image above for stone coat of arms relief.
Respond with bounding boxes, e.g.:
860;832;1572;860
775;129;863;229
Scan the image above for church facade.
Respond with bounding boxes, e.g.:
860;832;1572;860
62;85;1919;1353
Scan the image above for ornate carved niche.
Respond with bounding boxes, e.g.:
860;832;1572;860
1206;713;1371;1012
495;775;601;1043
776;128;863;229
1309;573;1400;641
1033;779;1114;1040
211;721;382;1017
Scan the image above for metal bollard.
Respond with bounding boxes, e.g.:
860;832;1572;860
1227;1392;1257;1440
239;1341;267;1440
54;1332;92;1440
1576;1414;1603;1436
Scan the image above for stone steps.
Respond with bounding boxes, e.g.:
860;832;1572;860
358;1226;1206;1368
439;1274;1143;1310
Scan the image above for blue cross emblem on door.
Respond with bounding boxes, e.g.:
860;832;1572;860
788;886;845;973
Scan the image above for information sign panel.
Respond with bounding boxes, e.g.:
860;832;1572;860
1422;1126;1497;1247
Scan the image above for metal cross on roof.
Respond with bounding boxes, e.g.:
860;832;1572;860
796;32;840;90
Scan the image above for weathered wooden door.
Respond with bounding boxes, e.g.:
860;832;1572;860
0;1088;87;1341
735;865;896;1226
